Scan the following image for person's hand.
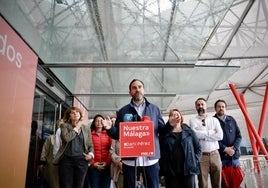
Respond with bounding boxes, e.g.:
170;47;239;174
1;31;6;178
73;122;82;133
102;117;112;130
168;114;180;126
224;146;235;156
83;153;93;161
95;162;106;170
119;161;123;173
76;122;82;129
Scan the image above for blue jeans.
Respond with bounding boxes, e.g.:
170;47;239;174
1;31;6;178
222;159;240;167
85;166;111;188
123;162;160;188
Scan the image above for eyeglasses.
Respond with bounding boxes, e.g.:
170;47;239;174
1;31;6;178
201;119;206;126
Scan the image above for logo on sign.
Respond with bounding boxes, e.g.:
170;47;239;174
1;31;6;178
0;34;22;68
123;113;133;122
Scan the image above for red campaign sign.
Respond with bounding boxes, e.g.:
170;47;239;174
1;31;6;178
119;121;155;157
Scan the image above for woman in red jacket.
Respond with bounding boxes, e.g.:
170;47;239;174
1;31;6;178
84;114;112;188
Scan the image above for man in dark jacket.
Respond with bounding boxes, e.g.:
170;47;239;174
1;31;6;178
214;99;242;185
102;79;165;188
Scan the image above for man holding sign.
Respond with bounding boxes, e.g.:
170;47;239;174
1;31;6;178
102;79;165;188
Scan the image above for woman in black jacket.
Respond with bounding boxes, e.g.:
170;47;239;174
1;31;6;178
160;109;202;188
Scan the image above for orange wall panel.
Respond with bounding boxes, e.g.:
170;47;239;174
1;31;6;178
0;16;38;188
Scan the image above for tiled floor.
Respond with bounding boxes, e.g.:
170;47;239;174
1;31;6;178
159;155;268;188
240;156;268;188
160;170;268;188
242;170;268;188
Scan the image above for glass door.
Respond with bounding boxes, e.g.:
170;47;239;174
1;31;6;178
25;89;60;188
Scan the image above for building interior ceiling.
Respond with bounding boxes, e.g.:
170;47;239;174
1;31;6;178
1;0;268;118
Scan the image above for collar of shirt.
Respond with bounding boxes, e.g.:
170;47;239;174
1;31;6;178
216;114;226;121
133;100;146;117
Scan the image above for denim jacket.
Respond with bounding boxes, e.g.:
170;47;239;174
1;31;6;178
214;114;242;160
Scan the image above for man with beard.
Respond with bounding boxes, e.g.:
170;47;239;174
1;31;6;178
102;79;165;188
189;98;223;188
214;99;242;187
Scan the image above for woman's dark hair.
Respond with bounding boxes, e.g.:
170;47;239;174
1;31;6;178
90;114;105;130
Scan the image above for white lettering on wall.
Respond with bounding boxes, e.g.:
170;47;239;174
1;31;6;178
0;34;22;68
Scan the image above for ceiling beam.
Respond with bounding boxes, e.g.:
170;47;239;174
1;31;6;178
73;93;176;97
85;0;108;60
162;0;177;61
219;0;255;58
241;64;268;94
199;55;268;61
41;62;240;68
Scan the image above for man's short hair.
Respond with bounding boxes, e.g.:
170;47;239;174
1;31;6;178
214;99;227;109
129;79;144;91
195;97;207;105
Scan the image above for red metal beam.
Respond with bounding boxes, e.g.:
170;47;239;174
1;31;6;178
240;94;260;172
229;83;268;160
257;82;268;151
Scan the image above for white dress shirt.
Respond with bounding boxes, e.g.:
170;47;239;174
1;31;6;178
189;115;223;152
